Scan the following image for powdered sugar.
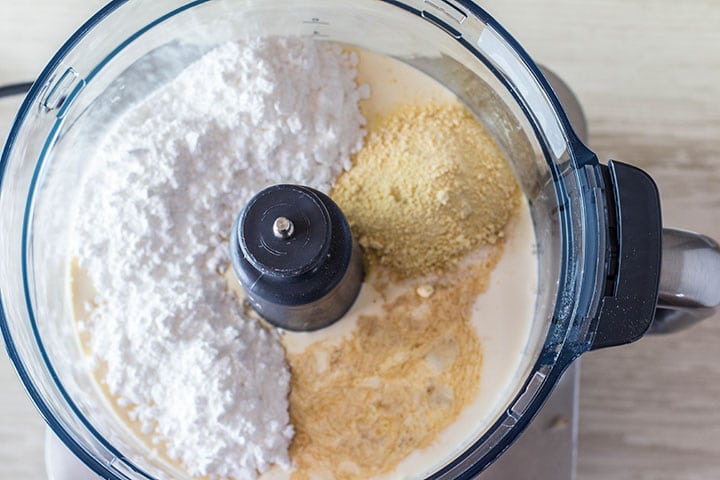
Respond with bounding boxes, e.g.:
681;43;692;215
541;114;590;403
72;36;368;479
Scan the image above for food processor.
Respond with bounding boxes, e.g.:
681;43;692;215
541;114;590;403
2;1;720;479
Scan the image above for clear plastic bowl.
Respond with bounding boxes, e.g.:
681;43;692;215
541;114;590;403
0;1;604;478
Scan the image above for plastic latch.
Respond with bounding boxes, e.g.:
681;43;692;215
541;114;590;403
421;0;465;38
589;161;662;350
509;371;546;420
40;67;81;116
422;0;468;24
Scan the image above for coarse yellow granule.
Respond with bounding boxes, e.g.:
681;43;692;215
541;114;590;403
331;102;519;278
287;245;504;480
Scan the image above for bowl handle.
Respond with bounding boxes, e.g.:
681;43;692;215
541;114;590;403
589;162;720;350
541;65;719;347
650;229;720;333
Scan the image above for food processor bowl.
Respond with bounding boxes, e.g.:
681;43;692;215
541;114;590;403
2;1;719;479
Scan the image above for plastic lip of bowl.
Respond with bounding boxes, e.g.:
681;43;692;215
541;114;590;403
0;1;598;479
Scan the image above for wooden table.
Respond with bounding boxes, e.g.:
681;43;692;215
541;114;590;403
1;1;719;479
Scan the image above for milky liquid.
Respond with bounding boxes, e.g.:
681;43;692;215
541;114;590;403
70;46;538;480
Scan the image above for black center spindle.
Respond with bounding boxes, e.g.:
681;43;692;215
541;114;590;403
230;184;364;331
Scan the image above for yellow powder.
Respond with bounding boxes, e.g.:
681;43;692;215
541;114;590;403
331;102;519;278
287;246;504;480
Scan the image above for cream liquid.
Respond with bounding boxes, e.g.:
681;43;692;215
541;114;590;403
70;47;538;480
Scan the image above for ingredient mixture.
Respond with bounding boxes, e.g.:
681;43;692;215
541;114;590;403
70;36;536;480
332;102;519;278
286;101;520;479
71;36;368;479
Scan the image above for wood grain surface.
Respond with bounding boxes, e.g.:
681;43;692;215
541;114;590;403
1;1;719;479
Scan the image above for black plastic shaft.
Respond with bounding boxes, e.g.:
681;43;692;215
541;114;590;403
230;184;363;331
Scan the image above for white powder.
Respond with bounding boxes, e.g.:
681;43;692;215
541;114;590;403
72;36;368;479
